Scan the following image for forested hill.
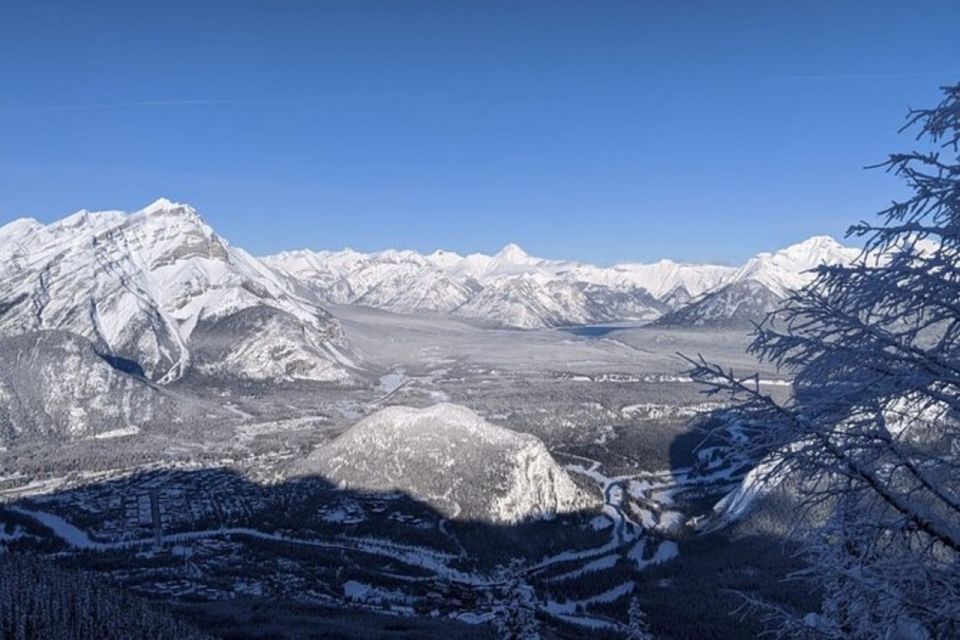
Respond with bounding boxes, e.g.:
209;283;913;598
0;554;209;640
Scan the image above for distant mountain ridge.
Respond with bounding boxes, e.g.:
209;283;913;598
265;234;860;329
0;199;862;338
653;235;861;327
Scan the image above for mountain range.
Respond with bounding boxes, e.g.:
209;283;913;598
0;198;869;634
0;198;862;402
265;228;859;330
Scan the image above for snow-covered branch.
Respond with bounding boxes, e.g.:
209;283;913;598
684;83;960;639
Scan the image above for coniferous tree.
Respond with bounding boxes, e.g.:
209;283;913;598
0;554;209;640
625;596;654;640
493;559;541;640
688;83;960;638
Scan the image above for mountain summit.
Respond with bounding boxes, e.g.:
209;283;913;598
656;235;861;328
730;235;860;296
493;242;533;263
0;200;357;384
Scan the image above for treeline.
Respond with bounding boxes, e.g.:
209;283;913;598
0;554;210;640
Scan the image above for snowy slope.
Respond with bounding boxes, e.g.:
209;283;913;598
296;403;597;523
0;331;184;445
656;280;784;328
656;236;861;328
451;275;595;329
265;243;728;329
726;235;861;296
266;236;857;330
660;284;694;310
0;199;356;383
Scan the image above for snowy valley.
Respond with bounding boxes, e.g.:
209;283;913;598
0;200;856;638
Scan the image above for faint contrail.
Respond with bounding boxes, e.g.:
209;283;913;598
777;70;960;81
0;98;307;111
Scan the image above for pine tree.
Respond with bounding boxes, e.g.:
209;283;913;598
0;554;210;639
687;83;960;638
493;559;541;640
625;596;654;640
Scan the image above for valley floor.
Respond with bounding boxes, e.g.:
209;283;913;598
0;306;800;639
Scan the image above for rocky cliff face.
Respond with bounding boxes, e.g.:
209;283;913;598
296;403;597;523
0;331;181;445
655;279;785;328
0;199;356;384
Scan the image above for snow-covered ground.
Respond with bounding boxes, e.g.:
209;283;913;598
93;426;141;440
0;282;780;636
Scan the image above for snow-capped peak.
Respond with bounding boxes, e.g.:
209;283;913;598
260;233;858;330
0;217;42;245
494;242;532;263
780;234;849;259
729;235;860;296
0;200;355;384
138;197;194;215
426;248;465;269
132;198;212;233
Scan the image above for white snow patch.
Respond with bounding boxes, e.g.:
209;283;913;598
93;426;141;439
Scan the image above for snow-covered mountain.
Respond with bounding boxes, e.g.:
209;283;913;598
0;199;357;384
266;236;859;330
656;236;861;327
565;258;736;300
725;235;861;297
295;403;596;523
0;198;861;344
0;331;182;445
655;280;785;329
265;244;731;329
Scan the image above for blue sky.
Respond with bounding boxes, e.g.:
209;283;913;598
1;1;958;265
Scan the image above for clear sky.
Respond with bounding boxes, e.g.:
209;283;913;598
1;1;958;265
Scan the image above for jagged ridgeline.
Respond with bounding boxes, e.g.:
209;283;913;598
0;198;358;385
265;235;858;329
